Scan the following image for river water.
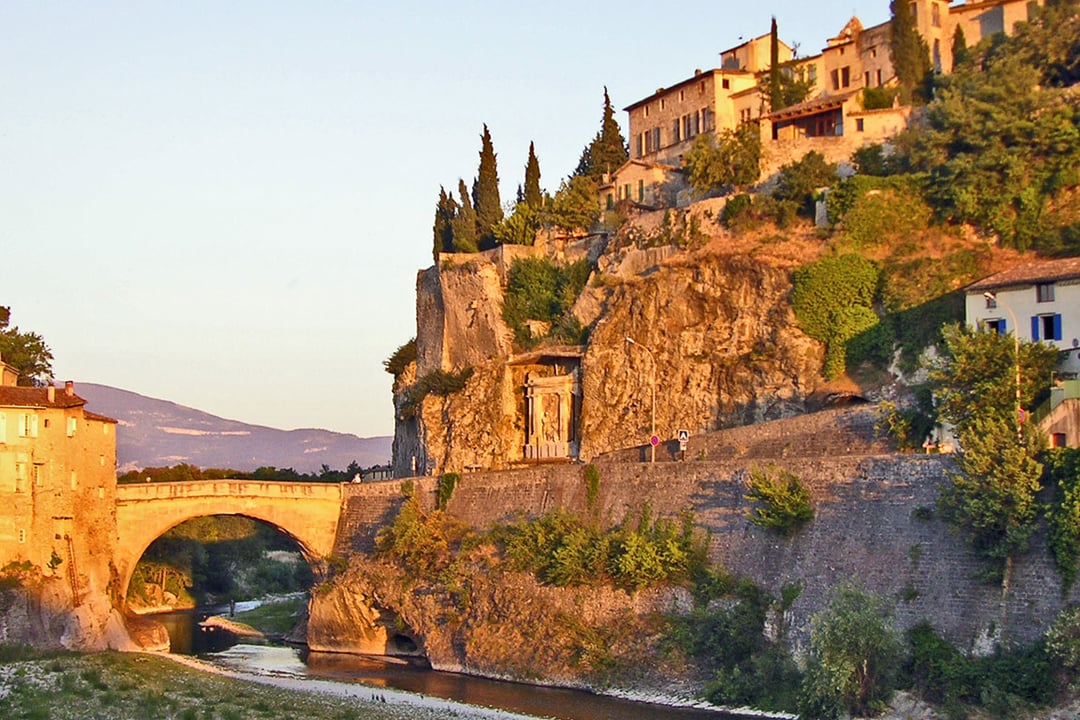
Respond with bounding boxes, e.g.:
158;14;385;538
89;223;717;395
154;608;746;720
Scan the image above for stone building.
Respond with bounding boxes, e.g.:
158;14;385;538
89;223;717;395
966;257;1080;447
0;361;118;600
616;0;1042;202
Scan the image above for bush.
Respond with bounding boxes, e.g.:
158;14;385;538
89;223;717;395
1046;605;1080;692
503;257;592;349
399;367;474;418
435;472;459;511
800;585;901;719
1044;449;1080;590
827;174;932;248
383;338;416;377
743;465;814;535
773;151;839;217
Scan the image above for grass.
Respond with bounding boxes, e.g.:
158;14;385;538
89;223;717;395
234;595;306;636
0;651;474;720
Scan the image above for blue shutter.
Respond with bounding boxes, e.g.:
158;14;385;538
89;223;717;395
1053;314;1063;341
1032;316;1041;341
1000;317;1007;334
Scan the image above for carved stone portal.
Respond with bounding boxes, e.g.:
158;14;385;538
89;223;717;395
524;370;580;460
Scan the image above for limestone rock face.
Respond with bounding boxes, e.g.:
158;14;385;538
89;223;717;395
305;579;397;655
0;580;137;651
396;240;825;477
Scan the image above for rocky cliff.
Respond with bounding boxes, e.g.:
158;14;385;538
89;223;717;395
393;218;830;477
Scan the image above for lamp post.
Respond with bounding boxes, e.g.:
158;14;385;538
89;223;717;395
625;336;657;463
984;291;1022;441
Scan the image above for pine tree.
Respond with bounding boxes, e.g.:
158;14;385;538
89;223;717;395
769;17;783;111
575;87;628;180
452;179;478;253
523;141;542;210
473;124;502;248
889;0;933;104
432;186;458;260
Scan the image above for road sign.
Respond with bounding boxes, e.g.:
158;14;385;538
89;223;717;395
650;435;660;447
677;429;689;451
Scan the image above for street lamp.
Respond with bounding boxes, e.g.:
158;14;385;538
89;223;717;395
625;336;657;463
984;291;1023;441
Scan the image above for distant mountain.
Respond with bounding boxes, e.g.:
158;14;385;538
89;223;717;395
76;383;392;474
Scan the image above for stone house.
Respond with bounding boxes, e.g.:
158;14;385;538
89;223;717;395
0;361;118;597
617;0;1043;202
965;257;1080;447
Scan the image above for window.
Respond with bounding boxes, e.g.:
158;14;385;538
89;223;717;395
985;295;997;309
18;414;38;438
673;119;681;144
605;193;614;210
871;48;878;59
865;71;871;88
636;134;643;158
722;78;730;90
637;180;644;202
1052;432;1068;448
644;104;650;118
910;1;918;22
70;470;77;491
807;64;817;84
679;89;685;102
876;69;883;86
983;318;1007;334
659;98;666;110
699;80;705;94
831;69;840;90
856;118;865;132
1032;314;1063;341
651;127;661;150
67;417;77;437
1037;283;1055;302
932;2;941;27
841;66;851;88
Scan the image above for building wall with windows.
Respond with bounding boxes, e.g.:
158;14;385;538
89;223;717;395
0;368;118;597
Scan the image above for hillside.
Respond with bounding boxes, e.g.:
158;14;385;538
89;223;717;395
76;383;391;474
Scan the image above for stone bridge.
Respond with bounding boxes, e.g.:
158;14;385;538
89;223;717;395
114;480;345;603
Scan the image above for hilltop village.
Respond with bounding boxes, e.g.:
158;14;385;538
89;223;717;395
3;1;1080;718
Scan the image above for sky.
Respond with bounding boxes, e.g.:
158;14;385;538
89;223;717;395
1;1;889;439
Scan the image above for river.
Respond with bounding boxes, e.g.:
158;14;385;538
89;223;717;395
154;608;749;720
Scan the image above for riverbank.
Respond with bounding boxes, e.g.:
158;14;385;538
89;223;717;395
0;649;540;720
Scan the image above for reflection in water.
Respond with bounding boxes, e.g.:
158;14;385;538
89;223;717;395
157;610;738;720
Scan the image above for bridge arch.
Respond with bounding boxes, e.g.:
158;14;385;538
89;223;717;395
115;481;344;605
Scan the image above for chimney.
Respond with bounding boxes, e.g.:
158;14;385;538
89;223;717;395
64;381;74;397
47;385;55;402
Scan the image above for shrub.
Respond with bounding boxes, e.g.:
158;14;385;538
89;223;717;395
743;464;814;535
399;367;474;418
502;257;592;349
773;151;839;216
1044;448;1080;590
799;584;901;719
1046;605;1080;692
583;464;600;511
383;338;416;377
435;472;459;511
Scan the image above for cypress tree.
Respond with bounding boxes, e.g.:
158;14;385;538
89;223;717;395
951;25;969;69
523;141;542;210
889;0;933;104
769;17;783;111
473;124;502;248
575;87;628;179
452;179;478;253
432;186;458;260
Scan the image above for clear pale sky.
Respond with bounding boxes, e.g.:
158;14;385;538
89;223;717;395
1;1;888;439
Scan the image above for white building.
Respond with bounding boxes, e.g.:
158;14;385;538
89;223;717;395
966;257;1080;447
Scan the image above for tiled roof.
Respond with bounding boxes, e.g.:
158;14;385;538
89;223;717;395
84;410;118;424
966;257;1080;292
764;90;859;121
0;386;86;410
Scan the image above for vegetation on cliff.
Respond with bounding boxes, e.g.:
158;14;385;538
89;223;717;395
502;256;591;348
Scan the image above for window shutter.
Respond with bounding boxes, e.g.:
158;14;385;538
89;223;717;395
1032;316;1040;341
1053;314;1063;341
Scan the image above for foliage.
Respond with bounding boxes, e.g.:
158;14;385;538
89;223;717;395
399;367;474;417
375;496;473;576
862;85;898;110
502;257;591;348
851;143;906;176
828;174;933;248
683;123;762;195
1046;604;1080;692
547;174;601;231
583;463;600;511
930;324;1060;431
575;87;629;180
500;506;706;592
772;151;838;217
522;140;542;210
939;416;1044;580
492;201;540;246
0;307;54;387
904;621;1056;715
791;253;881;379
889;0;932;105
435;472;459;511
1044;448;1080;589
473;123;503;249
876;398;936;452
897;5;1080;253
743;464;814;535
118;460;377;485
799;584;901;719
432;186;457;260
383;338;416;378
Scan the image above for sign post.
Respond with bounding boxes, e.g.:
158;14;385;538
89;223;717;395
677;429;689;460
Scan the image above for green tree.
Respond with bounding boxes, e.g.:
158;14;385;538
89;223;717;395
772;150;839;214
452;178;479;253
493;202;540;246
683;123;762;195
432;186;458;260
0;307;54;387
744;464;814;535
575;87;629;180
799;584;901;719
768;17;783;112
523;141;542;210
473;124;503;249
889;0;932;104
951;24;969;70
547;174;600;231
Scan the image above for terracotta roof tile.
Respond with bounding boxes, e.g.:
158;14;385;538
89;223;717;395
966;257;1080;292
83;410;118;424
0;386;87;410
